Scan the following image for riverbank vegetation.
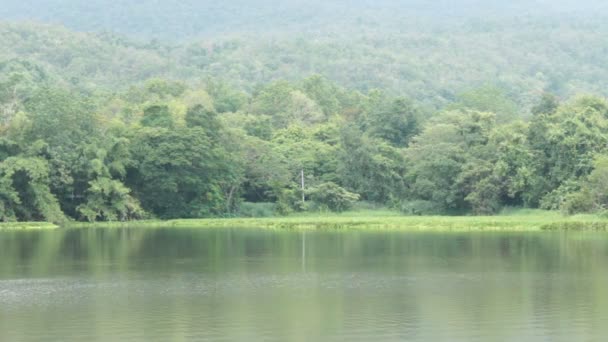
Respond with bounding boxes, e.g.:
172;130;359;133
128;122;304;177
71;216;608;232
3;74;608;223
0;222;58;230
2;3;608;223
1;210;608;232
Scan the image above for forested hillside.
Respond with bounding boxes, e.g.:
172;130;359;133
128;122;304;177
2;18;608;110
2;1;608;222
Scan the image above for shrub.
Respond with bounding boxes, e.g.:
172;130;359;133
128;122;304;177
236;202;277;217
306;182;360;212
560;190;596;215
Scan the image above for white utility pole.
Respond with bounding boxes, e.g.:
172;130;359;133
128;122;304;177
301;169;305;204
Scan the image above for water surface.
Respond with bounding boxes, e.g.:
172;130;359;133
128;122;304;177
1;228;608;341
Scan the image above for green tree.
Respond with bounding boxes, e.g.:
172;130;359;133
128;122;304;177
76;139;144;222
367;97;420;147
0;157;65;222
528;96;608;208
141;105;174;128
405;110;496;213
452;86;518;122
531;93;559;116
250;81;296;128
205;79;247;113
339;125;406;203
185;104;222;136
127;126;233;218
301;75;341;116
561;155;608;214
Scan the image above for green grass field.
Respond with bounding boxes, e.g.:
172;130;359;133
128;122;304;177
64;209;608;231
2;210;608;231
0;222;59;230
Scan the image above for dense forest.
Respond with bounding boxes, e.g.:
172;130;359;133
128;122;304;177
3;18;608;110
2;2;608;222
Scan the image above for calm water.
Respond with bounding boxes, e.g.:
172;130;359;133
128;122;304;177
1;228;608;341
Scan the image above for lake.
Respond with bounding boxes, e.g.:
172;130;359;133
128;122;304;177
1;228;608;341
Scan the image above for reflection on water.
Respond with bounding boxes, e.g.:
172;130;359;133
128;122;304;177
1;228;608;341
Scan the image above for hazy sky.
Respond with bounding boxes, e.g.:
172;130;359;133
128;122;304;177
1;0;606;39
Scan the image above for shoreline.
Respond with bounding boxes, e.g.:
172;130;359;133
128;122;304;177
2;211;608;231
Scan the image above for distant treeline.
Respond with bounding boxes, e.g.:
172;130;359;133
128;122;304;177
3;19;608;111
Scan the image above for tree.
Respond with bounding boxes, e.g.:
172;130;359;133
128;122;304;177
367;97;420;147
531;93;559;116
144;79;187;99
338;125;406;204
205;79;247;113
76;139;144;222
236;135;291;204
127;126;233;218
185;104;222;136
528;96;608;208
452;86;518;122
404;110;496;213
561;155;608;214
0;157;65;223
22;87;96;147
250;81;296;128
289;90;324;125
301;75;341;116
141;105;174;128
17;87;100;217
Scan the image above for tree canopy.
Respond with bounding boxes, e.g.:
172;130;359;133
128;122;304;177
2;6;608;220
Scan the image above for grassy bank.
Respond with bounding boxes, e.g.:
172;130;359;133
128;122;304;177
0;222;59;230
62;210;608;231
3;210;608;231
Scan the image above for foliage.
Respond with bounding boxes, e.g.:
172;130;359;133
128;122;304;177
307;182;360;212
0;157;65;223
3;14;608;110
561;156;608;214
2;27;608;221
76;141;144;222
339;125;406;203
126;125;232;219
236;202;276;218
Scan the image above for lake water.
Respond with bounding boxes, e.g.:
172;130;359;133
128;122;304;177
1;228;608;341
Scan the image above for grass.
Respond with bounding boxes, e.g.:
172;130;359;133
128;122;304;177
3;209;608;231
63;209;608;231
0;222;59;230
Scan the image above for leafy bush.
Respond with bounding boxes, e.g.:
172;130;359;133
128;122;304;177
539;181;581;211
236;202;276;218
306;182;360;212
560;190;596;215
559;156;608;215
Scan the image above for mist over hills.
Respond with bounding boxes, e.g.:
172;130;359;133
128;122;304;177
1;0;607;39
